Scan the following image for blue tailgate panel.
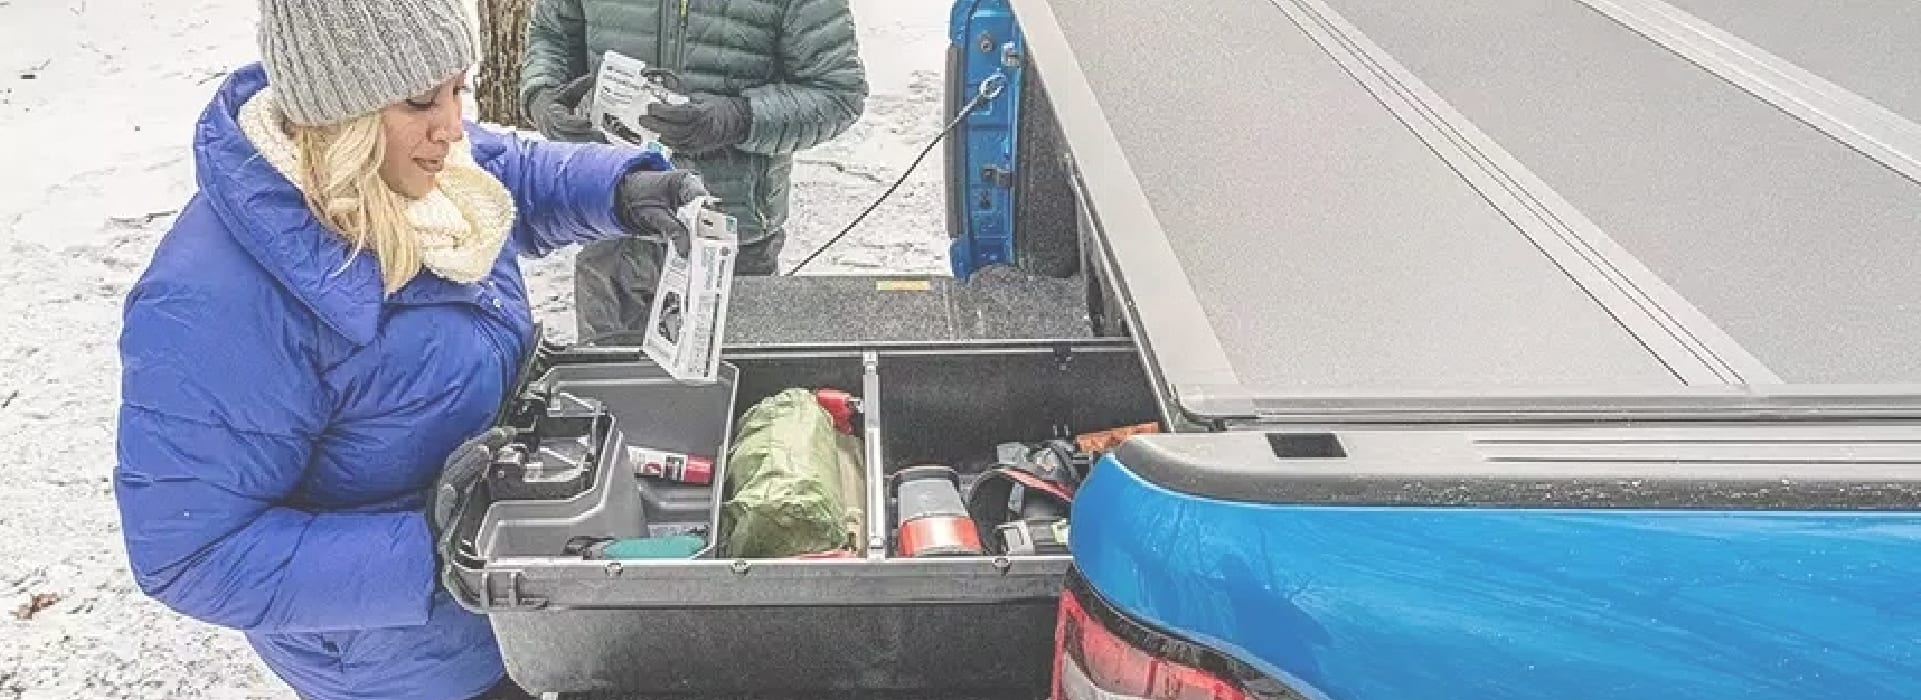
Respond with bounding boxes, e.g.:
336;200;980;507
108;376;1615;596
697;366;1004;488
946;0;1024;279
1072;456;1921;700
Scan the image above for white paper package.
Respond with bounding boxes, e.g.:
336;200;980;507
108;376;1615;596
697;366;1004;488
589;49;687;157
642;197;739;384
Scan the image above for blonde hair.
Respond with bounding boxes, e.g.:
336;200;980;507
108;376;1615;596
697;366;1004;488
288;113;422;295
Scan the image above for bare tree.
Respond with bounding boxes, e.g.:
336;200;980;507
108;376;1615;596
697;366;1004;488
476;0;534;127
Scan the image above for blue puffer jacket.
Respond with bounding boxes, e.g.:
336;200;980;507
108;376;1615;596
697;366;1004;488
112;64;668;700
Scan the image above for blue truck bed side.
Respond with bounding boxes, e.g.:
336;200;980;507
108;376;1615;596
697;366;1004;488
1072;453;1921;699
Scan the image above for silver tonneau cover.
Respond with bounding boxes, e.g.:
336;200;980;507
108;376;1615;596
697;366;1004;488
1012;0;1921;419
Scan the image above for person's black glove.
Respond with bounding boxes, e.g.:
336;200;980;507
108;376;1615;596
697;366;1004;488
615;169;710;256
528;75;600;142
636;94;752;156
428;427;516;572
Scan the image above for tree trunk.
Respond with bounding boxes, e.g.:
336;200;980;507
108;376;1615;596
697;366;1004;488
476;0;535;128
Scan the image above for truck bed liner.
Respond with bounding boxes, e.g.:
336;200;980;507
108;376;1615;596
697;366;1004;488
1016;0;1921;414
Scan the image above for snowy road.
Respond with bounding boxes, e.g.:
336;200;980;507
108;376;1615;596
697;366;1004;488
0;0;951;696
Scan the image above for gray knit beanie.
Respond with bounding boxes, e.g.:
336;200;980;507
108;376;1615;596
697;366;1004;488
257;0;477;126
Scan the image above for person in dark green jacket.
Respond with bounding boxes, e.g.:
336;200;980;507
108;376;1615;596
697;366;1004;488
520;0;869;344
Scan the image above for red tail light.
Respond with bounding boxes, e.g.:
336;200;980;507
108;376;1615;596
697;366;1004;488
1053;584;1253;700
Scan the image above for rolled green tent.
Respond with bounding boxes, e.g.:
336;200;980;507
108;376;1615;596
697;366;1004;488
720;389;852;558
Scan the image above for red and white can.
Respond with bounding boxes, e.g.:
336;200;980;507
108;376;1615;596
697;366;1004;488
628;446;715;485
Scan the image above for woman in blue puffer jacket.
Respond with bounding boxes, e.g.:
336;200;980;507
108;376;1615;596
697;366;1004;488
111;1;703;699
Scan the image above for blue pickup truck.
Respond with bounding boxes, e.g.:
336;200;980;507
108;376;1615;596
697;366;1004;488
445;0;1921;698
983;0;1921;698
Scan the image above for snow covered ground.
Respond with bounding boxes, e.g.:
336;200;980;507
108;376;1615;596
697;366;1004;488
0;0;951;696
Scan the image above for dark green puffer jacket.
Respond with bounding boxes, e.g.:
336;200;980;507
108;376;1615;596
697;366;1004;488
521;0;868;243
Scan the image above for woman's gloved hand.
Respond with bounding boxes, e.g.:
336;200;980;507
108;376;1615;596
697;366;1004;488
528;75;600;143
428;427;515;566
637;94;751;156
615;169;711;256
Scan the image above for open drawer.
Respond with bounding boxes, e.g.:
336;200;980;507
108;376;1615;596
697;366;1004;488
447;338;1163;696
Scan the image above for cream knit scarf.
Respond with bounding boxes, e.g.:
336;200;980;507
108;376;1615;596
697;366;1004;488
237;87;517;285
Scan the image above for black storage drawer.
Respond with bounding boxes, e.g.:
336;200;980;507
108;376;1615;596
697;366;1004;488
452;339;1162;696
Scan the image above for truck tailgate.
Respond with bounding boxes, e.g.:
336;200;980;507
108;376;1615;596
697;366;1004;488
1014;0;1921;413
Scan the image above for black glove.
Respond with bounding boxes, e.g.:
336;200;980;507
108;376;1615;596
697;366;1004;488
615;169;710;256
636;94;752;156
428;427;515;565
528;75;600;142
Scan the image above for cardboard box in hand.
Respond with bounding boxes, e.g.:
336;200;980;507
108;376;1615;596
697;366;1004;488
643;198;737;383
